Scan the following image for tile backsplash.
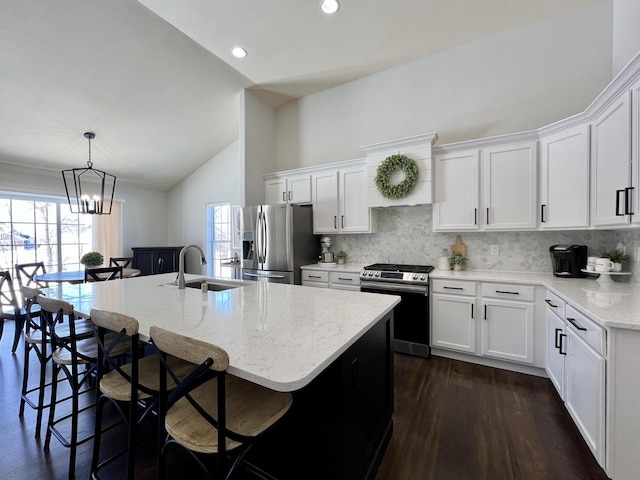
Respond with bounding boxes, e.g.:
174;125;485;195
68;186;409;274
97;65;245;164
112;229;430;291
333;205;640;284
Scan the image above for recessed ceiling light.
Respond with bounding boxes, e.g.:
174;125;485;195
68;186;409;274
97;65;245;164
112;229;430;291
320;0;340;15
231;47;247;58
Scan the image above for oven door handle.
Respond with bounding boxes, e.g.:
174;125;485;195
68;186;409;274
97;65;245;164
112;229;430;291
360;281;428;294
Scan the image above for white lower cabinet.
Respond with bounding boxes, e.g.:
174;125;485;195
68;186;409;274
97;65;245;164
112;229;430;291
301;268;361;291
431;293;477;353
546;307;567;398
431;279;536;365
482;298;534;364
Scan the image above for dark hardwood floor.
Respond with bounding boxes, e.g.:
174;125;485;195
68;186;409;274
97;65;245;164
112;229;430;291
1;325;610;480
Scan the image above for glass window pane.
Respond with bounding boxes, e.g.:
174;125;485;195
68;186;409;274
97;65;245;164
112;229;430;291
0;199;11;222
34;201;57;223
11;200;35;223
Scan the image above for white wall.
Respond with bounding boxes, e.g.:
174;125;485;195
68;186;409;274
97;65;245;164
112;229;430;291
167;140;242;272
240;90;277;207
612;0;640;75
276;1;613;170
0;162;168;255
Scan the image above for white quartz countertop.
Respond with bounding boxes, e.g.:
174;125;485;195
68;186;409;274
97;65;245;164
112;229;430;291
431;269;640;331
46;273;400;392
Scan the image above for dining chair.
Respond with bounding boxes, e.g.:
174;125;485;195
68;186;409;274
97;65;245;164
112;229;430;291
84;265;123;282
15;262;47;289
151;325;293;480
90;309;192;479
109;257;133;269
38;295;126;479
0;270;26;354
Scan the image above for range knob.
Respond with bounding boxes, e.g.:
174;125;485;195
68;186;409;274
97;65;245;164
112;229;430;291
368;271;374;277
420;274;426;280
412;274;418;280
374;272;380;277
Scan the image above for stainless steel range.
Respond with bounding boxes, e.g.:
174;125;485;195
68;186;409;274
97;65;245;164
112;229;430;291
360;263;434;358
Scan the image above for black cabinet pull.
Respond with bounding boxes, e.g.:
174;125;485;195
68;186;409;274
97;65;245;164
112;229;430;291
289;191;292;201
443;286;463;290
486;207;490;224
484;304;487;320
545;299;558;308
567;317;587;331
337;277;352;281
341;215;344;228
559;333;567;355
616;189;625;216
308;275;322;279
625;187;634;215
554;328;562;349
282;191;286;202
541;204;546;223
496;290;519;295
471;303;474;319
474;208;477;225
334;216;337;228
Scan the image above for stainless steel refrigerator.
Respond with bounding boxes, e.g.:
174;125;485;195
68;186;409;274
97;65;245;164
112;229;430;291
241;204;318;284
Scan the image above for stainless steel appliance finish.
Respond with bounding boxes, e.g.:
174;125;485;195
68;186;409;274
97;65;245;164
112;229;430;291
360;263;434;358
241;204;318;284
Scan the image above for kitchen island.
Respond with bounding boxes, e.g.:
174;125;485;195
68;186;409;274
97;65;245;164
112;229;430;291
46;273;400;479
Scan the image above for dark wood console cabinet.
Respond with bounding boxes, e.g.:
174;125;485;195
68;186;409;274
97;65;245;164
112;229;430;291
131;246;184;276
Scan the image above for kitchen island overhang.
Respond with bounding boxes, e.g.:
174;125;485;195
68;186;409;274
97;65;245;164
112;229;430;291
46;273;400;479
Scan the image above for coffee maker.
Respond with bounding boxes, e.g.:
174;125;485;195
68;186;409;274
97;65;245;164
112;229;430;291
549;245;588;277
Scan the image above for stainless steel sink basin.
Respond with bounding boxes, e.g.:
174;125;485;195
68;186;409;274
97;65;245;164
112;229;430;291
184;279;242;292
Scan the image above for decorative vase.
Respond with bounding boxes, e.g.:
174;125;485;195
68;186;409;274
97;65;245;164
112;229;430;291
453;264;462;271
611;262;622;272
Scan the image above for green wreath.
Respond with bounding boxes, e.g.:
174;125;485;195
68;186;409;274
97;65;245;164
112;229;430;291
374;154;419;200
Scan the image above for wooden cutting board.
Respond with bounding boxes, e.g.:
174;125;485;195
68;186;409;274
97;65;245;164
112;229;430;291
450;235;467;258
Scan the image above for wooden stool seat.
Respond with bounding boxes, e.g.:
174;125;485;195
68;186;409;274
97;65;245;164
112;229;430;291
165;374;293;454
99;354;193;402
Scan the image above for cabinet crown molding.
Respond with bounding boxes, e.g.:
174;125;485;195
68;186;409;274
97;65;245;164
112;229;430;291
360;131;438;154
263;157;365;180
433;130;539;154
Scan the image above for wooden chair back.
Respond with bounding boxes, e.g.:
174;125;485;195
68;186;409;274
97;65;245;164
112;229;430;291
15;262;47;289
109;257;132;269
150;326;229;371
84;266;123;282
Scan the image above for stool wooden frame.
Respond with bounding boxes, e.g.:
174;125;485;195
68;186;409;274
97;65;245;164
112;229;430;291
151;326;293;480
0;270;24;353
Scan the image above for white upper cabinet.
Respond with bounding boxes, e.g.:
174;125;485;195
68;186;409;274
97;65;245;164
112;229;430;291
432;150;480;231
483;141;538;230
590;91;633;226
433;136;537;232
312;161;377;234
264;173;312;205
539;124;590;229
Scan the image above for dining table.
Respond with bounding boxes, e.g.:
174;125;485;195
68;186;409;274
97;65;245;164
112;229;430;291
35;268;141;285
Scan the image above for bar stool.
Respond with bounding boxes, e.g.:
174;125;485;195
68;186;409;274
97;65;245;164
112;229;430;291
39;295;127;479
0;270;25;353
151;326;293;479
90;308;192;480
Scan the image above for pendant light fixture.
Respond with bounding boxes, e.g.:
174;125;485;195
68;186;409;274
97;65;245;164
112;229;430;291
62;132;116;215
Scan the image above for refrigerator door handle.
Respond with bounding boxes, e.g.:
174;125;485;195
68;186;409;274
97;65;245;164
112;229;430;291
261;210;268;264
256;211;264;265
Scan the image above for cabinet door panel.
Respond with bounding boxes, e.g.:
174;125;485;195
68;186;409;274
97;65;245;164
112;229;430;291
483;142;537;230
546;309;566;398
433;150;480;231
340;166;369;232
565;329;605;464
288;174;312;204
540;125;590;229
431;294;476;353
590;91;632;226
312;171;339;233
482;299;534;363
265;178;287;204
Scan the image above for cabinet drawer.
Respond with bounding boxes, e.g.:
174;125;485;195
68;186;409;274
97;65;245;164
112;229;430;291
301;270;329;283
482;283;534;301
302;281;329;288
330;271;361;286
545;290;566;319
431;279;476;296
565;305;606;356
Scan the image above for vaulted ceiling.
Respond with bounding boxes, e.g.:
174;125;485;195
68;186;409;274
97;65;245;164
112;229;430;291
0;0;602;190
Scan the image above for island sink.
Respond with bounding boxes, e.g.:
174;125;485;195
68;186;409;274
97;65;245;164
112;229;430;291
184;279;242;292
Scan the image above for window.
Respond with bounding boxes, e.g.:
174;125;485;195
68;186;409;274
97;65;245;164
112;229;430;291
0;194;93;272
206;203;233;278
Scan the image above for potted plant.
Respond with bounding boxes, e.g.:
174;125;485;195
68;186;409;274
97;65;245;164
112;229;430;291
80;251;104;267
448;250;466;271
601;249;630;272
335;250;347;265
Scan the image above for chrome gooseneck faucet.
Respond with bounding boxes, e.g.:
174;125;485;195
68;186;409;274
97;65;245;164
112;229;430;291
177;244;207;289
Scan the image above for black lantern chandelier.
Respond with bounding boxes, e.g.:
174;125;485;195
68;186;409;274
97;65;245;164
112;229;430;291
62;132;116;215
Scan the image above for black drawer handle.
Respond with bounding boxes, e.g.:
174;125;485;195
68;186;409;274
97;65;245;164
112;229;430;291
337;277;353;281
545;299;558;308
443;286;463;290
471;303;474;319
567;317;587;331
308;275;322;279
616;189;625;216
496;290;519;295
554;328;562;349
484;304;487;320
559;333;567;355
541;204;546;223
